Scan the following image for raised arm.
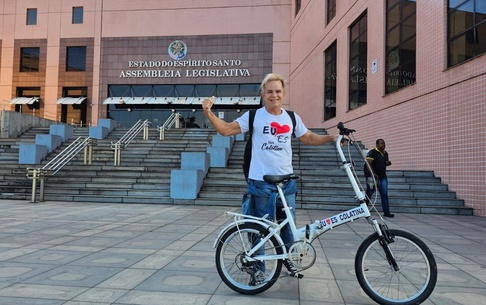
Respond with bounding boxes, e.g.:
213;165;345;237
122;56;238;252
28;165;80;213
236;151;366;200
202;97;242;136
298;130;336;146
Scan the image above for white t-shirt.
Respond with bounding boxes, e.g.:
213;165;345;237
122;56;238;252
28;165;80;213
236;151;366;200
236;107;308;180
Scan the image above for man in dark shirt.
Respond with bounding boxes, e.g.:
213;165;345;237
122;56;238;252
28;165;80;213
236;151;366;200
364;139;394;217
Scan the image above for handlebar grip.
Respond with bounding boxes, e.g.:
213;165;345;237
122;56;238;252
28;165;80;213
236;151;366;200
337;122;355;135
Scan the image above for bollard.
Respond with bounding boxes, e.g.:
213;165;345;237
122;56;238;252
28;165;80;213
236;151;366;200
39;170;46;202
31;169;38;203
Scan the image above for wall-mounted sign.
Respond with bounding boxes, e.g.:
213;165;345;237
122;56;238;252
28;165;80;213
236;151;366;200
118;40;254;78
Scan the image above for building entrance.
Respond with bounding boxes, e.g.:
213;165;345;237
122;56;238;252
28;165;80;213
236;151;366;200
107;106;248;129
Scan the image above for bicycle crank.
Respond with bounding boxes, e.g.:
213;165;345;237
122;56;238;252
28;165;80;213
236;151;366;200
288;241;317;271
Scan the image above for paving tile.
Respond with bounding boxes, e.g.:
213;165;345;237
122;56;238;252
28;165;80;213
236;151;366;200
0;283;86;301
0;200;485;305
21;265;123;287
136;269;220;294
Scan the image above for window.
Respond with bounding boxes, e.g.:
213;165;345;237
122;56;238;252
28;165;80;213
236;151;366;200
109;84;260;98
66;47;86;71
327;0;336;24
448;0;486;67
72;7;84;24
20;47;40;72
385;0;416;94
17;87;40;97
239;84;261;97
63;87;87;97
349;13;368;110
132;85;152;97
324;42;337;120
26;8;37;25
296;0;302;16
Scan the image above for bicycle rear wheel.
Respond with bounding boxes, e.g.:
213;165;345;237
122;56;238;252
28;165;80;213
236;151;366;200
215;222;283;294
355;229;437;305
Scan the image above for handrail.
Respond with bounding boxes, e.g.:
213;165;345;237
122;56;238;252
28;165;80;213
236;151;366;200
115;119;150;148
162;112;181;130
43;137;95;174
26;136;96;202
111;119;150;165
157;112;181;140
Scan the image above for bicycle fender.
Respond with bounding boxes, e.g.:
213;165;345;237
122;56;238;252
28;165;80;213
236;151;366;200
213;219;281;248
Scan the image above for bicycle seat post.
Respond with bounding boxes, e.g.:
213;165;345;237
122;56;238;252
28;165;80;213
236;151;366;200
276;182;290;212
275;182;299;238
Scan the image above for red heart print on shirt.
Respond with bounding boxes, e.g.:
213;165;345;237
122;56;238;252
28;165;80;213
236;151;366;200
270;122;291;135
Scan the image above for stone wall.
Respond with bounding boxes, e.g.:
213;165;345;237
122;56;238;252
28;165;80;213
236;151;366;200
0;110;57;138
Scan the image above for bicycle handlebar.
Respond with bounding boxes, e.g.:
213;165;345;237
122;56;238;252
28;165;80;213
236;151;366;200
337;122;355;135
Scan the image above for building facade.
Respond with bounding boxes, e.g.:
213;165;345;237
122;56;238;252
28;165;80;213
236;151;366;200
1;0;485;215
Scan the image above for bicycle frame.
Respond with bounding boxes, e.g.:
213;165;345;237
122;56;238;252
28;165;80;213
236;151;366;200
214;131;385;261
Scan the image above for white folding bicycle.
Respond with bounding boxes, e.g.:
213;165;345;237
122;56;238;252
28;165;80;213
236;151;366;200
214;122;437;305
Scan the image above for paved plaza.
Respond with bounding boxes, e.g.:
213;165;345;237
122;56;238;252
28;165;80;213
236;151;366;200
0;199;485;305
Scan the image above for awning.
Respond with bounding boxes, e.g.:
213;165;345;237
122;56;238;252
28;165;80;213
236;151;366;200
237;96;261;106
213;97;239;105
123;97;147;104
103;97;157;104
146;97;171;104
103;97;125;104
171;97;197;105
102;96;261;105
9;97;40;105
56;97;87;104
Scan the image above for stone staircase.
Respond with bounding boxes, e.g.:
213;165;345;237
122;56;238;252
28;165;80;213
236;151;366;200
196;129;473;215
0;126;474;215
0;127;214;204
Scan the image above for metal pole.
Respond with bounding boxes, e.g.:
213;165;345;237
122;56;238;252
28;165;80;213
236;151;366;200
84;145;88;165
143;123;149;140
160;129;165;140
88;140;93;165
30;169;37;203
117;145;121;166
39;174;45;202
114;143;121;166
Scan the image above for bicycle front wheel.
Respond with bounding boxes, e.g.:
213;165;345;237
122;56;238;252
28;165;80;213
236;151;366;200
355;229;437;305
215;222;283;295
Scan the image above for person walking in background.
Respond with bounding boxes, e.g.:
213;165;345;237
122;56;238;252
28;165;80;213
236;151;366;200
364;139;394;217
201;73;336;284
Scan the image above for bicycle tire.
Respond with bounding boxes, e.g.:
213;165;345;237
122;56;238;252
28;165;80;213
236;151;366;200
355;229;437;305
215;222;283;294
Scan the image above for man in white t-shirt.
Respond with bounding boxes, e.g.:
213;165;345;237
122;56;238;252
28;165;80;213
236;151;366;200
202;73;336;282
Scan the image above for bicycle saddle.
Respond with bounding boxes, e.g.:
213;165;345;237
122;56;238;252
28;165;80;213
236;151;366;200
263;173;300;184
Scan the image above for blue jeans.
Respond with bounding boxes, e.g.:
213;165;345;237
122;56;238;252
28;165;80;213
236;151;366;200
247;179;297;249
366;177;390;214
243;179;297;273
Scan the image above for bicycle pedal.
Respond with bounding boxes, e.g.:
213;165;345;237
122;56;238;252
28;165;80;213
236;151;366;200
289;272;304;279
